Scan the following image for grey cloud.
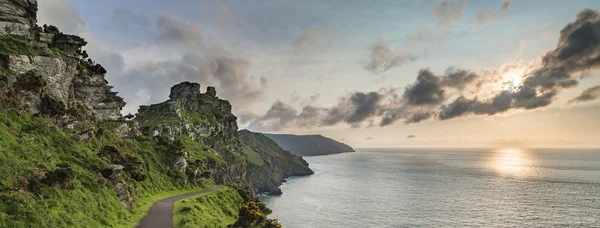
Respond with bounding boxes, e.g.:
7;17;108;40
510;9;600;109
248;9;600;130
216;1;243;29
115;48;265;113
435;9;600;119
309;93;321;103
260;77;268;87
406;28;436;45
249;101;297;131
237;112;260;125
157;14;204;46
404;111;435;124
364;41;415;73
403;68;478;106
248;102;327;131
248;91;387;131
432;0;468;27
404;69;446;105
291;27;333;55
404;0;466;50
323;92;383;125
290;92;321;106
476;0;511;24
299;93;321;106
112;7;150;30
407;135;416;139
38;0;87;34
568;85;600;104
296;106;327;127
367;120;376;128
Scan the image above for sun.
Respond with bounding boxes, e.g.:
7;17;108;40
502;69;525;91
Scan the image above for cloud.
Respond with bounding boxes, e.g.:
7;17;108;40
438;8;600;120
290;27;333;57
568;85;600;104
403;68;478;106
37;0;86;35
364;40;415;73
111;7;150;30
157;14;204;46
432;0;468;27
476;0;511;24
405;28;437;45
237;112;260;125
116;47;265;112
249;101;298;131
248;9;600;130
407;135;416;139
322;92;383;126
405;0;467;51
296;105;327;128
248;90;387;131
216;0;243;29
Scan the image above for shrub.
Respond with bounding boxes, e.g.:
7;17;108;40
0;36;34;56
42;162;76;187
40;95;66;116
228;201;281;228
15;70;46;93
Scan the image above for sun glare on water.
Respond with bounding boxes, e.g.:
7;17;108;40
489;148;536;178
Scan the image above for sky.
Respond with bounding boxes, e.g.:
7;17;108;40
37;0;600;148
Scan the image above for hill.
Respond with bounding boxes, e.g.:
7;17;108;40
0;1;296;227
264;133;355;156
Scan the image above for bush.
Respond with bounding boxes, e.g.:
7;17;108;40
228;201;281;228
0;36;34;56
40;95;66;116
42;162;76;187
15;70;46;93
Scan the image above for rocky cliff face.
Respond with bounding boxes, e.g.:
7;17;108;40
137;82;245;186
239;130;313;194
0;1;306;226
0;0;125;123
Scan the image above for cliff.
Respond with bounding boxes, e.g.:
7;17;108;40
264;133;355;156
0;1;291;227
239;130;313;195
0;0;125;122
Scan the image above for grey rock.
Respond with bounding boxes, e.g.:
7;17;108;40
0;21;30;37
206;86;217;97
169;81;202;100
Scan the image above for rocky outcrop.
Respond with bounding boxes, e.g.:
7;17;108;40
0;0;125;122
137;82;246;187
138;82;238;135
264;133;355;156
105;164;135;210
0;0;37;38
239;130;313;194
0;1;312;222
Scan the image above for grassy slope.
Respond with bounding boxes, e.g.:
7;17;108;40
238;130;313;193
0;111;215;227
173;187;243;228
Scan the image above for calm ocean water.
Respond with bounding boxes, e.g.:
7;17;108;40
259;148;600;227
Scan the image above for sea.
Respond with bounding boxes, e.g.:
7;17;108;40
259;148;600;227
